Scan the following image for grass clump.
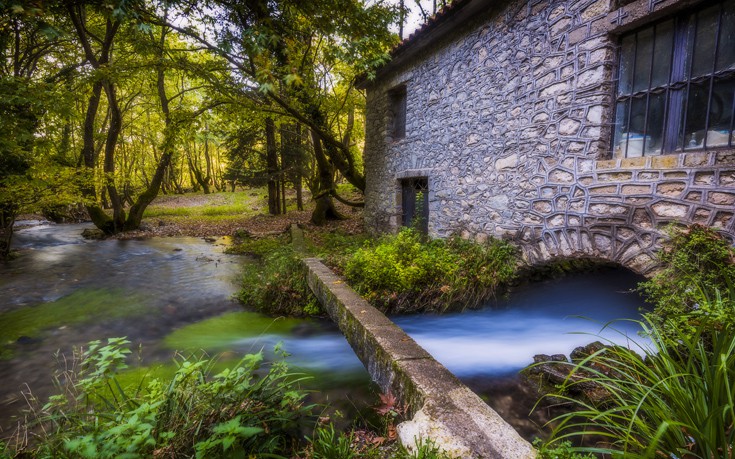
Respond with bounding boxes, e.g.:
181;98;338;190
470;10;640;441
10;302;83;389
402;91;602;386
344;228;518;313
539;309;735;458
143;190;262;222
226;234;287;258
238;244;320;317
536;225;735;457
5;338;315;458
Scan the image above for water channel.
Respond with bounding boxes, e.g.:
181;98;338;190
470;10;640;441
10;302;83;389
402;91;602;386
0;222;646;441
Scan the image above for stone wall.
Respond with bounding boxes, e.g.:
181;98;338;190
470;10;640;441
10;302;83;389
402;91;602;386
363;0;735;274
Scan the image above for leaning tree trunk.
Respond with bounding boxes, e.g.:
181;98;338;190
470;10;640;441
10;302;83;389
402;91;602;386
310;129;345;225
124;47;175;231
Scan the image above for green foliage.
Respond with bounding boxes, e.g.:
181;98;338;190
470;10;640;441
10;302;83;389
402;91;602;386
238;245;321;317
540;303;735;458
8;338;316;458
639;224;735;337
344;229;518;313
309;423;358;459
532;440;595;459
227;235;287;257
393;439;456;459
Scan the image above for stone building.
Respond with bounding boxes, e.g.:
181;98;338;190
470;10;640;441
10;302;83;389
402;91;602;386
360;0;735;274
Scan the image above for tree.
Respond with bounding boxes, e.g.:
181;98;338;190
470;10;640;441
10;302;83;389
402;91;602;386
0;2;77;260
58;1;229;234
150;0;397;223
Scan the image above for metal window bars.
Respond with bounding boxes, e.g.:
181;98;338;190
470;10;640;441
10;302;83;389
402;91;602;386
614;0;735;158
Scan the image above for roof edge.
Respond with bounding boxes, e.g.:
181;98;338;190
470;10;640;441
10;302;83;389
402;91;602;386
357;0;495;89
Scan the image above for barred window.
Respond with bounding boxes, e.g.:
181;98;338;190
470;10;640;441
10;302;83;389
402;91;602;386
614;0;735;158
401;177;428;234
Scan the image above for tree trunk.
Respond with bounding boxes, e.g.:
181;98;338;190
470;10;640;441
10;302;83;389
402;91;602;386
101;80;126;233
0;204;16;262
310;129;345;225
266;117;280;215
295;124;304;211
281;178;286;214
188;140;211;194
125;42;175;231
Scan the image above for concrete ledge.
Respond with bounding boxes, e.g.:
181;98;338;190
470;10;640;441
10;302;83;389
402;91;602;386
303;258;536;458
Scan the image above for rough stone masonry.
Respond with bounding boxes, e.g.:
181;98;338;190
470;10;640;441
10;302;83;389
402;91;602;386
362;0;735;274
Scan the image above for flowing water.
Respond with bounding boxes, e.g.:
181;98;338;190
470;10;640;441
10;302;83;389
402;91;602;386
0;222;646;441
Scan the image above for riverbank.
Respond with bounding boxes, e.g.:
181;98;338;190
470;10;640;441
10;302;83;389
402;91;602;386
17;188;365;241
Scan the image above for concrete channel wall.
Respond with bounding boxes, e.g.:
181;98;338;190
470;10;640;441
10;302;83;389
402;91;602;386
303;258;535;458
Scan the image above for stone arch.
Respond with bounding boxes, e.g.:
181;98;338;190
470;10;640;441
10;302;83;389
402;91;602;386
519;225;661;275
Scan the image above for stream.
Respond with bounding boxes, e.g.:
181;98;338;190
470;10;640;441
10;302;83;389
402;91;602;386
0;222;646;441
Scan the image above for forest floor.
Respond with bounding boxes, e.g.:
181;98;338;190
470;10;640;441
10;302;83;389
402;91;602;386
116;187;365;240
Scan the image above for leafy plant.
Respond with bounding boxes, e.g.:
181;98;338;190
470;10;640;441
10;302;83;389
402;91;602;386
7;338;316;458
539;308;735;458
237;244;321;317
344;228;518;313
532;439;595;459
640;224;735;337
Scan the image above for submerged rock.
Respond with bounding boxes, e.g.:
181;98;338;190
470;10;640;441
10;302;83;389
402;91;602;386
81;228;106;240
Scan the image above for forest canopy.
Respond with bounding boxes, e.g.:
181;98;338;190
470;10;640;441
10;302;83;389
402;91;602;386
0;0;443;260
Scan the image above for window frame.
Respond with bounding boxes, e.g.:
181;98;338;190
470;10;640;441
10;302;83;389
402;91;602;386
388;85;407;140
613;0;735;158
400;177;429;234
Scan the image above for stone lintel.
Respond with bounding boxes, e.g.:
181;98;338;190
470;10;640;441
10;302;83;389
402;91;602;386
302;258;535;459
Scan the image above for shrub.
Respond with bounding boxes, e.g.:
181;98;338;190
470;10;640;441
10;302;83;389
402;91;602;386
6;338;316;458
640;224;735;331
539;305;735;458
238;244;320;317
344;229;518;313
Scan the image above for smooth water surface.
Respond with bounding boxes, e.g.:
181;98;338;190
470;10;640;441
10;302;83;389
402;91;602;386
0;222;646;440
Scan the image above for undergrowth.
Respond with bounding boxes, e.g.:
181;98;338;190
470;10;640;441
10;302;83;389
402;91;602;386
639;224;735;338
4;338;314;458
344;228;518;313
3;338;459;459
237;243;321;317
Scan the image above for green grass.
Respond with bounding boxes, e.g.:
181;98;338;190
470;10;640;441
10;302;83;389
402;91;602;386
142;190;265;221
0;289;147;358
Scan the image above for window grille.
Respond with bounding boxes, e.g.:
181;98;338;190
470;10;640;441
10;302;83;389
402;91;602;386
401;177;428;234
614;0;735;158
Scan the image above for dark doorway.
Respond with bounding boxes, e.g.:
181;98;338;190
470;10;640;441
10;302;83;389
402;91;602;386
401;177;429;234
